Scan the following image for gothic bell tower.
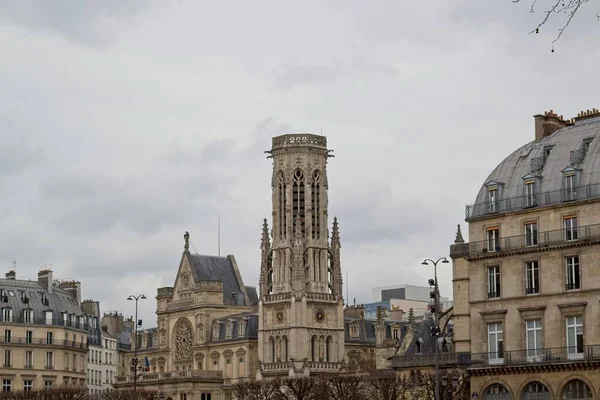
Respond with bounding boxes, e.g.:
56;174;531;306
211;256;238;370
257;134;344;379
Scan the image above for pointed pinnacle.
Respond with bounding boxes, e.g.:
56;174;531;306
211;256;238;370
454;224;464;244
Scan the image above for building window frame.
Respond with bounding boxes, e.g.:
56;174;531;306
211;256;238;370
23;309;32;324
486;227;500;252
487;265;501;299
2;379;11;392
566;315;584;360
525;261;540;295
525;319;543;360
524;221;538;246
565;256;580;290
2;308;13;323
487;322;504;364
564;215;578;241
23;380;32;391
524;179;538;207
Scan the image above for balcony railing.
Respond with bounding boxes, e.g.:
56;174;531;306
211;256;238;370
467;223;600;258
0;316;90;331
264;292;292;302
305;361;344;371
391;345;600;369
0;337;87;350
115;370;222;385
260;361;293;372
165;299;195;311
465;183;600;220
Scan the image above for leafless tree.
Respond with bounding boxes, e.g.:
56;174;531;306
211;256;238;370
234;379;281;400
325;375;370;400
415;368;468;400
513;0;598;46
277;377;326;400
0;388;89;399
367;370;411;400
97;389;158;400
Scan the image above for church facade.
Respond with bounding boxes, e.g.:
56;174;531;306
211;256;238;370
113;134;393;400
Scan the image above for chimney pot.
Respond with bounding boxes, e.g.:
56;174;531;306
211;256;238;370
5;270;15;280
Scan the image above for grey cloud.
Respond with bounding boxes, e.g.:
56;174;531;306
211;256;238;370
0;0;154;46
0;115;46;177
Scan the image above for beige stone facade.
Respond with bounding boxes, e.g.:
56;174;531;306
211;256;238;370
0;270;89;392
451;109;600;400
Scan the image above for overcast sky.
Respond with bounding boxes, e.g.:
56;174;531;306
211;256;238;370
1;1;599;327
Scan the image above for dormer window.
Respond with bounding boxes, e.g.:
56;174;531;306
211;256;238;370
20;291;28;303
212;323;220;340
544;145;554;159
484;181;504;214
349;324;359;339
23;310;32;324
238;320;247;337
522;174;541;208
45;311;53;325
392;326;401;339
561;167;580;202
583;137;593;152
2;308;13;322
225;321;233;338
416;337;423;353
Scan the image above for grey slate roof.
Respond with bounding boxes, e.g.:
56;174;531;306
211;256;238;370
0;278;85;327
210;312;258;342
344;318;407;345
474;116;600;205
188;255;249;306
245;286;258;305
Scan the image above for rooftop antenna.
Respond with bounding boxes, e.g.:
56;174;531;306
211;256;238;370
218;214;221;257
11;261;16;272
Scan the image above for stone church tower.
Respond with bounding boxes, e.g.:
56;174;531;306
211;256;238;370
257;134;345;379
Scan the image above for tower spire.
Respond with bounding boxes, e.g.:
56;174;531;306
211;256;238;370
330;217;343;298
259;219;272;297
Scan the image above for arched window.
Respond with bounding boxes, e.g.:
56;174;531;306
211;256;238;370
269;337;275;363
278;171;287;239
197;361;203;370
311;170;321;239
326;336;333;362
522;382;549;400
485;384;511;400
292;170;305;233
562;380;592;400
311;335;318;361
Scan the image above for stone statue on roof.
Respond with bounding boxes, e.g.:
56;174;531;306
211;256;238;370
184;231;190;250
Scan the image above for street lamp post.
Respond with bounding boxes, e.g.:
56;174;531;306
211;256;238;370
127;294;146;400
422;257;449;400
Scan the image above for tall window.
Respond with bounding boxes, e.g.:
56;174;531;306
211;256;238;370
487;228;500;252
2;308;12;323
46;332;53;345
564;174;576;201
25;331;32;344
525;261;540;294
2;380;10;392
564;216;578;241
45;311;52;325
23;380;32;391
525;181;537;207
277;171;286;239
566;316;583;360
292;170;305;232
23;310;32;323
487;322;504;363
4;350;11;367
526;319;543;358
525;222;538;246
487;187;498;213
566;256;580;290
45;352;54;369
25;351;32;368
487;266;501;298
311;170;321;239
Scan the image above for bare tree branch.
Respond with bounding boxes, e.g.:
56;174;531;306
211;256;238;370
512;0;597;45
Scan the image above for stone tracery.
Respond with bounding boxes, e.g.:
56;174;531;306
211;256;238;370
173;318;194;361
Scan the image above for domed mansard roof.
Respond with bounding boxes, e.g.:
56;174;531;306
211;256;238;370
467;111;600;219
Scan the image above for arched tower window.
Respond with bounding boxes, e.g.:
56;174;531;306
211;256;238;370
311;170;321;239
278;171;287;239
292;170;305;233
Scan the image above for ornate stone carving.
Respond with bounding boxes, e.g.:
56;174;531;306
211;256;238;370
173;318;194;361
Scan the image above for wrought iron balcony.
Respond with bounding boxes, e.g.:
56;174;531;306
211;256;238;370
0;337;87;350
466;223;600;258
391;345;600;369
465;183;600;220
0;315;90;331
114;370;223;386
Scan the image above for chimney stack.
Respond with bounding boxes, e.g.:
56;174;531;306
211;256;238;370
573;108;600;123
38;269;53;294
5;270;15;280
59;281;82;305
534;110;568;143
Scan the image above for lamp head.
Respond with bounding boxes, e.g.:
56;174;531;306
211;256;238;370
141;294;147;300
421;260;428;266
127;296;133;301
442;258;450;264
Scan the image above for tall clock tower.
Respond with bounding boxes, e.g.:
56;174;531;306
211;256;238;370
257;134;345;379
